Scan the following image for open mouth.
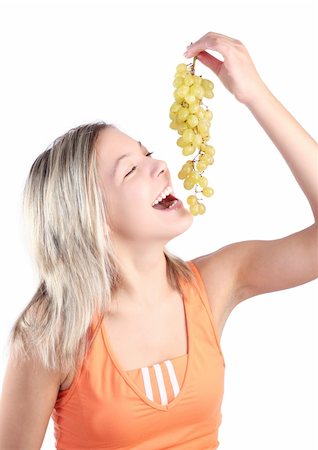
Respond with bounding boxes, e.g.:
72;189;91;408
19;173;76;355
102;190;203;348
152;193;181;210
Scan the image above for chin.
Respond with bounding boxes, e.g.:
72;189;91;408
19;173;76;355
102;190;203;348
167;212;194;237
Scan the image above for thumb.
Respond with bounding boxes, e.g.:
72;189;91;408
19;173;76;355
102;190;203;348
196;50;223;77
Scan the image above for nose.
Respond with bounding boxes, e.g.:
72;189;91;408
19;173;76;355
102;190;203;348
155;159;168;178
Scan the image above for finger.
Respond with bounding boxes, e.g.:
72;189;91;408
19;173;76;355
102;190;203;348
186;31;232;52
196;51;223;76
184;35;227;58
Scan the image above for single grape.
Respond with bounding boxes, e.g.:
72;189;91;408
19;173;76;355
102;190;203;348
177;137;186;148
200;154;210;164
186;114;199;128
189;171;200;183
187;195;198;205
190;85;205;99
169;120;178;130
197;107;205;119
207;156;214;165
189;102;200;114
184;74;194;86
182;164;192;175
204;145;215;156
182;128;194;143
198;120;209;135
184;178;195;190
202;79;214;90
202;187;214;197
198;203;206;215
193;75;202;85
193;133;203;147
184;94;197;104
204;109;213;121
177;123;189;134
177;108;189;122
173;92;183;103
196;161;207;172
182;145;195;156
177;85;190;98
189;203;200;215
204;89;214;99
173;77;184;88
170;102;181;113
198;176;208;188
176;63;188;73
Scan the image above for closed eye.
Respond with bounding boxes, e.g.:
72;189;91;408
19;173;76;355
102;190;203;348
124;152;154;178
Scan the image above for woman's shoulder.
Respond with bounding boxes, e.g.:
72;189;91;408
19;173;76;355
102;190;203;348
189;252;240;339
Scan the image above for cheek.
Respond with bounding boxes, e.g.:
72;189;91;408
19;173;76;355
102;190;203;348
124;183;151;210
108;195;155;236
110;187;151;220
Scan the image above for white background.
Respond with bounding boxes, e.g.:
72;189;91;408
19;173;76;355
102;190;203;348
0;0;317;449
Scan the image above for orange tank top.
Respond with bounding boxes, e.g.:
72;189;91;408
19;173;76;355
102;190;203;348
52;260;226;449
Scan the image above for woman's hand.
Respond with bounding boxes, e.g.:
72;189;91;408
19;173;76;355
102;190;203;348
184;31;267;105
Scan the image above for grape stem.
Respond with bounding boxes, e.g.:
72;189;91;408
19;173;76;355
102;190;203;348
191;56;197;75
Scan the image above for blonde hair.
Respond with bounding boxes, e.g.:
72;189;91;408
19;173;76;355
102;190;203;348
7;121;197;376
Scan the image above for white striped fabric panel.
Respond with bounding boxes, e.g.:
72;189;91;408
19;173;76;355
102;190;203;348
164;359;180;397
153;363;168;405
140;360;181;405
141;367;154;401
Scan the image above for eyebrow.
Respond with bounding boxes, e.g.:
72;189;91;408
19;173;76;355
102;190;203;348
112;141;143;177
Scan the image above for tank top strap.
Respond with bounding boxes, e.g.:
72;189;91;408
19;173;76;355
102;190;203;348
86;313;104;349
185;260;208;301
185;259;225;366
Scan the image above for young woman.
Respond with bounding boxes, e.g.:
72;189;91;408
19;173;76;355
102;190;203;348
0;31;317;450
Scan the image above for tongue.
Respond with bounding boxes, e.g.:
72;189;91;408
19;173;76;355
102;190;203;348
152;193;178;210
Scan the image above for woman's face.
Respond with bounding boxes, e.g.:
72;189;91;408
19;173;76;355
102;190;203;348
96;127;193;245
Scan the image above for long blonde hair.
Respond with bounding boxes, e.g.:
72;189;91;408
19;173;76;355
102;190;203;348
7;121;196;376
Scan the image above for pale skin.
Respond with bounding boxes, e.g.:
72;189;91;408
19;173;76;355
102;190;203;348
95;126;194;309
1;31;317;449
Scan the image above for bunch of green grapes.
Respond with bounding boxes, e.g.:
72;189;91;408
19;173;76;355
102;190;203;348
169;57;215;216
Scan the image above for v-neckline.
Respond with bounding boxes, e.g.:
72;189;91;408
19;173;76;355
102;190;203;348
101;277;191;411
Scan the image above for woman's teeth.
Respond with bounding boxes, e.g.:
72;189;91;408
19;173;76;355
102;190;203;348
152;186;173;207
